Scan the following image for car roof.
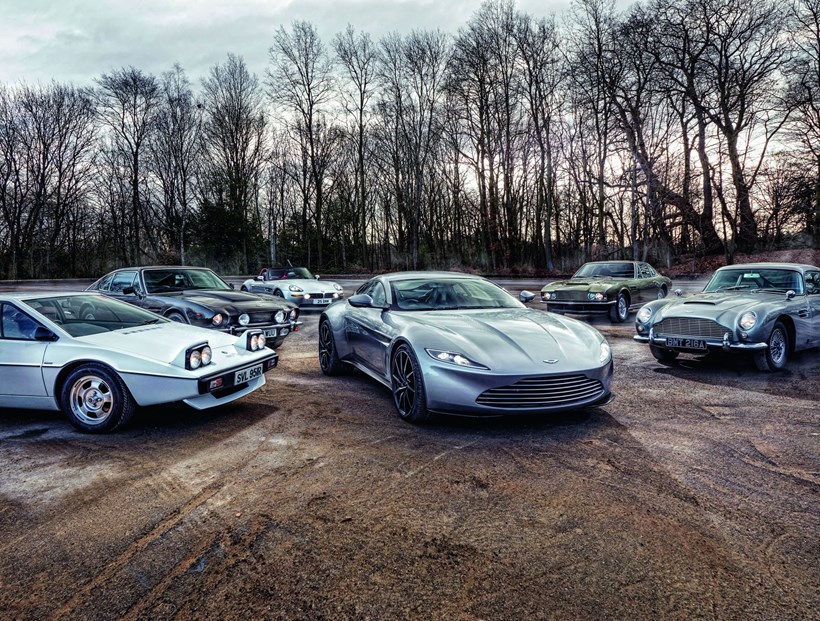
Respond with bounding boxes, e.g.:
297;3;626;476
0;291;100;302
110;265;215;271
715;262;818;272
378;271;486;282
581;260;639;265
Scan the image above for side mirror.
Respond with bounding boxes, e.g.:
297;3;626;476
122;286;137;296
229;283;235;290
34;326;58;342
786;289;796;300
519;290;536;303
315;275;321;280
674;288;683;297
348;294;387;310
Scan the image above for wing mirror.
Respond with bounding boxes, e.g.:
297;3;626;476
34;326;58;342
256;275;263;281
786;289;796;300
315;275;321;280
348;294;388;310
519;290;536;303
674;288;683;297
122;286;144;299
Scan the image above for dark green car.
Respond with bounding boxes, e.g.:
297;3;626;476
540;261;672;322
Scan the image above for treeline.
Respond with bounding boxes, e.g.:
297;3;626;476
1;0;819;279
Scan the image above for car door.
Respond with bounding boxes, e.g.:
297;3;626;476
636;263;661;303
0;303;50;407
345;280;392;376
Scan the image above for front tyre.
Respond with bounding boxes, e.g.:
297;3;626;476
60;364;136;433
650;344;679;363
318;320;345;375
753;321;789;372
609;293;629;323
390;344;432;423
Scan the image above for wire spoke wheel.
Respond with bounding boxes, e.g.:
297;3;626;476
769;327;787;366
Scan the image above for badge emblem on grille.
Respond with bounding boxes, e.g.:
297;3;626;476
543;359;559;364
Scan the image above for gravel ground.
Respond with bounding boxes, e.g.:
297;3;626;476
0;292;818;621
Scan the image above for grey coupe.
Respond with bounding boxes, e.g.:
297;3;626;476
318;272;614;423
634;262;820;370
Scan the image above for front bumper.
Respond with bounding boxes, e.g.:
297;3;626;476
226;321;302;341
291;295;344;307
633;333;768;351
194;352;278;397
543;300;615;315
423;359;614;416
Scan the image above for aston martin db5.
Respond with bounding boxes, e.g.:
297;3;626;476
634;262;820;370
541;260;672;322
0;293;278;432
318;272;614;423
241;266;344;307
87;266;300;348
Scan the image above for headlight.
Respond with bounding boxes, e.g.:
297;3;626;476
288;285;304;292
739;311;757;331
289;309;298;321
425;348;489;370
542;291;553;301
587;292;606;301
245;330;266;351
185;342;212;369
239;313;250;326
211;313;224;326
599;341;612;363
274;310;286;323
333;284;343;292
636;307;652;324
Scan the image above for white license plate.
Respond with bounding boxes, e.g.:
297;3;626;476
263;328;278;338
234;364;263;384
313;298;331;304
666;337;706;350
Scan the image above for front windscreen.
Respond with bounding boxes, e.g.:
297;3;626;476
390;278;523;311
573;262;635;279
22;294;167;337
265;267;314;280
143;268;230;293
703;268;804;294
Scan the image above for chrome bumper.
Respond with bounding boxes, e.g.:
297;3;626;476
633;333;768;351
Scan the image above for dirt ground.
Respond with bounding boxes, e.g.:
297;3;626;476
1;294;819;621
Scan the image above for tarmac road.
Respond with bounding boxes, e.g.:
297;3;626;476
0;281;818;620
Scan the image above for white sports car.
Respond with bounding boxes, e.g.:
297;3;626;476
241;266;344;307
0;292;278;433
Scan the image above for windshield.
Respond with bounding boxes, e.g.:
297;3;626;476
22;294;167;337
573;262;635;279
703;268;804;294
390;278;523;311
264;267;314;280
143;268;230;293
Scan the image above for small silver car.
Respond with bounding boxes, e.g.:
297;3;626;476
318;272;614;423
634;262;820;370
241;266;344;307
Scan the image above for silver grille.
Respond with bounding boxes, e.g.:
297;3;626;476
552;291;589;301
476;375;605;409
655;317;729;338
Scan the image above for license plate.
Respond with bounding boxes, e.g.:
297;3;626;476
263;328;278;338
666;337;706;350
234;364;263;384
313;298;331;304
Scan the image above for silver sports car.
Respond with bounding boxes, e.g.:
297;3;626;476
0;292;278;432
318;272;614;422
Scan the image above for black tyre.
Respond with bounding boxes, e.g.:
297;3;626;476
318;320;345;375
274;289;284;298
59;364;136;433
658;287;667;299
753;321;789;372
609;293;629;323
166;311;186;323
390;344;432;423
650;344;679;363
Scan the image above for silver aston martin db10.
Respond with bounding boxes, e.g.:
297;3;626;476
0;292;278;432
318;272;614;422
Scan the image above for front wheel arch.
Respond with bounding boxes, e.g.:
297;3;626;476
57;361;136;432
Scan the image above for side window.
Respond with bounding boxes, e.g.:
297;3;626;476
109;271;137;294
639;264;656;278
1;303;39;340
356;280;374;295
806;271;820;295
93;273;114;292
370;282;387;306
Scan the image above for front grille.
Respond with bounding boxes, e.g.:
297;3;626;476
476;374;605;409
247;311;275;324
550;291;589;302
307;292;334;299
655;317;729;339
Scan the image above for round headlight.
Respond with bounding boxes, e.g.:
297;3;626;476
211;313;224;326
288;285;304;292
239;313;250;326
739;311;757;331
189;349;202;369
289;309;298;320
201;346;212;366
274;310;286;323
637;307;653;324
587;292;596;301
257;333;267;349
542;292;552;300
599;341;612;363
250;334;259;350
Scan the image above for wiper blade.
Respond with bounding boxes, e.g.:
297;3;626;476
141;318;161;325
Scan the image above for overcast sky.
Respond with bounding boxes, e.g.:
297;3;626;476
1;0;575;87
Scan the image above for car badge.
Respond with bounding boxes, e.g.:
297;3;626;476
543;359;559;364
